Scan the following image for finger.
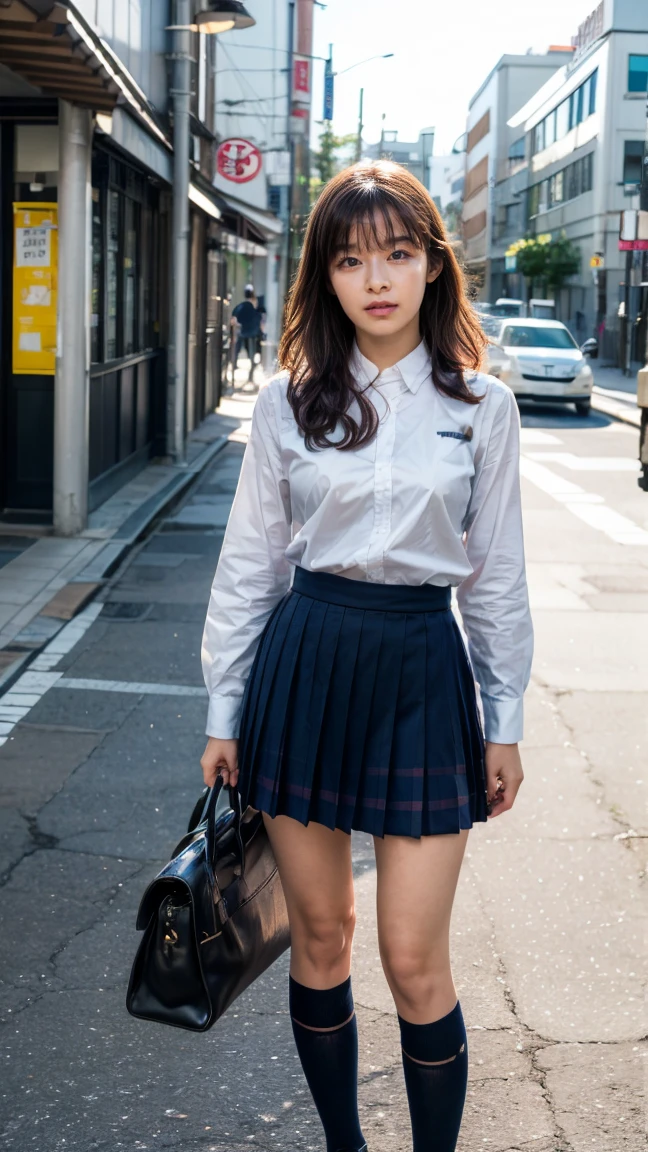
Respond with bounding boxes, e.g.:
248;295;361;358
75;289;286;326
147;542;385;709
229;768;239;788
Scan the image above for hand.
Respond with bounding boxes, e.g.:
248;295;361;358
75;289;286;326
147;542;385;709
484;742;524;818
201;736;239;789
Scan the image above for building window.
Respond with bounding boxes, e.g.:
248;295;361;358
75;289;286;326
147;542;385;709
528;152;594;218
531;70;597;155
544;111;556;148
505;202;518;230
550;170;564;205
628;54;648;93
91;149;159;365
586;69;597;115
91;186;104;364
556;98;570;140
623;140;644;186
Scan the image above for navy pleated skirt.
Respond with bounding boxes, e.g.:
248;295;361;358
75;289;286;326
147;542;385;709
236;566;488;839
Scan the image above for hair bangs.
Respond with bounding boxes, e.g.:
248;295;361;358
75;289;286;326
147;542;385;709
323;182;429;264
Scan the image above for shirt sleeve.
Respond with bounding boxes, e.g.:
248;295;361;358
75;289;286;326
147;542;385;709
201;384;292;739
456;384;534;744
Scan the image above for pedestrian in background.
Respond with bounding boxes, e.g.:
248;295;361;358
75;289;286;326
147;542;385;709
254;292;267;364
202;161;533;1152
231;284;260;382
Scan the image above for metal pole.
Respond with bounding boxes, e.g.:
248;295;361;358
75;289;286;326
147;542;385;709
624;249;633;376
53;99;92;535
637;86;648;489
169;0;192;465
285;0;295;298
355;87;364;163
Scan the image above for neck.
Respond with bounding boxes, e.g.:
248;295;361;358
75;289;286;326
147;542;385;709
354;315;422;373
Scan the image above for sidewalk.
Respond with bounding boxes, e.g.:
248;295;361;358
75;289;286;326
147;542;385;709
592;362;641;427
0;363;262;696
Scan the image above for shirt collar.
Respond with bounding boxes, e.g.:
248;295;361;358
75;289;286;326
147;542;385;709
350;338;432;394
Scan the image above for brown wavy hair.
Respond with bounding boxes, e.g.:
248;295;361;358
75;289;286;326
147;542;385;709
278;160;487;451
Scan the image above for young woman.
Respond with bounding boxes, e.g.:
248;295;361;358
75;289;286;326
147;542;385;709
201;161;533;1152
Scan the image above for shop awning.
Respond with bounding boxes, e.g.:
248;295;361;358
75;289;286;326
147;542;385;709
216;189;284;243
0;1;168;146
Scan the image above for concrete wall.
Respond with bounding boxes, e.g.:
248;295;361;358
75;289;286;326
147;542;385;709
213;0;290;212
73;0;170;112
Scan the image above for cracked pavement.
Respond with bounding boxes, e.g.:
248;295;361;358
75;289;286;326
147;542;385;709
0;390;646;1150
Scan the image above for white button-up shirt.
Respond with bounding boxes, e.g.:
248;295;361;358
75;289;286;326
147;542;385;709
201;339;533;744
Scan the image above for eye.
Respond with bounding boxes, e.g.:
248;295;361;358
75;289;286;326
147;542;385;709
339;255;361;268
390;249;412;262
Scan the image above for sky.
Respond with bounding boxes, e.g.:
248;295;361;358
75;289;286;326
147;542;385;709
309;0;599;154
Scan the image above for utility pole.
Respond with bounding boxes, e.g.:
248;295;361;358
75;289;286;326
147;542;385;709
169;0;191;465
379;113;386;158
637;85;648;490
54;100;92;535
355;88;364;163
285;0;295;297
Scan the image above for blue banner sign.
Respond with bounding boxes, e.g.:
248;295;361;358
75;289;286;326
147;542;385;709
323;58;334;121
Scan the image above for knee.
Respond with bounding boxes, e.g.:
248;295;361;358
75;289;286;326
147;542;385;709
293;904;356;977
380;945;447;1015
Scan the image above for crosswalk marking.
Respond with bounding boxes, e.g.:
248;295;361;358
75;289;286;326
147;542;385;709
526;452;639;472
52;677;206;697
520;457;648;546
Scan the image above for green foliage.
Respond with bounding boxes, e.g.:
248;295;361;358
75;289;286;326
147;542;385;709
443;199;462;237
509;232;581;294
546;234;581;290
311;124;358;200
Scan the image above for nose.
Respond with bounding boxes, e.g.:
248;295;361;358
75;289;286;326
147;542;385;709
365;255;390;293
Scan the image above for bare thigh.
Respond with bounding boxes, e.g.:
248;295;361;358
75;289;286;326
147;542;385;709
263;814;355;989
374;829;470;1023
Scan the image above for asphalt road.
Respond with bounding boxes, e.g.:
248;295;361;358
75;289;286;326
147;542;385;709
0;388;645;1152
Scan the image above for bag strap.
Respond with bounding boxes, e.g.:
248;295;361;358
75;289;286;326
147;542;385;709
204;779;245;903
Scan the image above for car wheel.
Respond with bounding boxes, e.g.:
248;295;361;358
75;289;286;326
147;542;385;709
575;399;591;416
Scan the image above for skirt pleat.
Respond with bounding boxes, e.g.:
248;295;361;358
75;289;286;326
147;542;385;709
237;568;488;839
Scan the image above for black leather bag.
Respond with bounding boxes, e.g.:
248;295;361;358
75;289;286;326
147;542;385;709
126;781;290;1031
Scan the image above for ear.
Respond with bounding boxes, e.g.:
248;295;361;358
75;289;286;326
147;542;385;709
426;254;443;285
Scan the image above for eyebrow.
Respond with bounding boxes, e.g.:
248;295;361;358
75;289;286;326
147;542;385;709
334;234;416;255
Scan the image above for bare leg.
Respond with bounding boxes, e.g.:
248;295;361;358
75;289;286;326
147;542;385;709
262;814;365;1152
375;829;470;1151
263;813;355;986
374;828;468;1022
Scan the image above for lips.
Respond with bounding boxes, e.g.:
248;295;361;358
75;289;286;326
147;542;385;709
365;302;398;316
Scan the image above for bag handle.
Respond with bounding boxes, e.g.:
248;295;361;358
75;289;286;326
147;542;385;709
204;778;245;889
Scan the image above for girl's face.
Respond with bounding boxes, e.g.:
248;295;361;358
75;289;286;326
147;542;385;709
328;213;440;342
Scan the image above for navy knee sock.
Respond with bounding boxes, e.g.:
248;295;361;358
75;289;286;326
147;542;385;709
289;975;366;1152
398;1000;468;1152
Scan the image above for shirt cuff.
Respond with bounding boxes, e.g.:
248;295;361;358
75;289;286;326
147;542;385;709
480;693;524;744
206;694;243;740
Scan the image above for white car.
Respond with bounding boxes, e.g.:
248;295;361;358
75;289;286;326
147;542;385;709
485;318;593;416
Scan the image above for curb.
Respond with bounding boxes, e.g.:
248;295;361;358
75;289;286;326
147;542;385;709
0;434;230;701
592;388;640;428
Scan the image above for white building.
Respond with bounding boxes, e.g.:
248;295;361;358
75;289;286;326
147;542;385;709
462;48;574;297
212;0;292;364
509;0;648;356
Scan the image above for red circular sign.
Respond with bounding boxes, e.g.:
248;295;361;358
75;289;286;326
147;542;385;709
217;138;262;184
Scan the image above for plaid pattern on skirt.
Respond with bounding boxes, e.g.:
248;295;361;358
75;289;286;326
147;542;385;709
236;566;488;838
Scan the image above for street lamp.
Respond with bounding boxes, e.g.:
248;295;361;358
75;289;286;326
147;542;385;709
168;0;256;465
336;52;394;77
195;2;255;33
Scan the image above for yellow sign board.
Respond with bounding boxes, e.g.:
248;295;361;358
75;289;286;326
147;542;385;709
589;254;604;268
12;202;58;375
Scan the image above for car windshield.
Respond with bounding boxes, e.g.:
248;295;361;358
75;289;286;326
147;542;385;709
501;325;578;350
